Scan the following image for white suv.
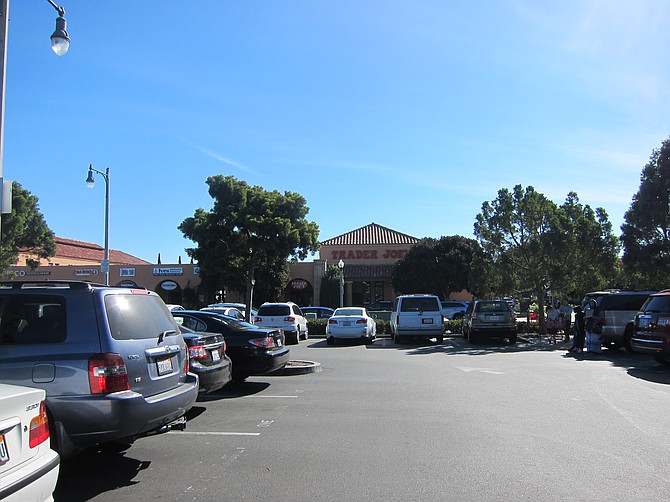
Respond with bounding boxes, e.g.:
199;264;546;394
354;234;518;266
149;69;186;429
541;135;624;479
390;294;444;344
254;302;308;345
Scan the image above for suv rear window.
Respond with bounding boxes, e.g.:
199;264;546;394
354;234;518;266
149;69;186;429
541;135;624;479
400;298;440;312
257;305;290;316
475;301;510;312
641;295;670;312
599;294;650;310
0;295;66;344
105;294;177;340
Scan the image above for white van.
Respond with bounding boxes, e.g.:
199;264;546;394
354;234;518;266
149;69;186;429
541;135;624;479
390;294;444;344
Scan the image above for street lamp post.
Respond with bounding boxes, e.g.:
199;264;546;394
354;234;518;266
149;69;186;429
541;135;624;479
86;165;110;286
338;259;344;308
0;0;70;244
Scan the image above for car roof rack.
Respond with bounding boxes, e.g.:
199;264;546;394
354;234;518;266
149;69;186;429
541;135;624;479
0;280;105;290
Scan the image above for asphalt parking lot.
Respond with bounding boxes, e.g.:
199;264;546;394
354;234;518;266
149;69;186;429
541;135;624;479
55;334;670;501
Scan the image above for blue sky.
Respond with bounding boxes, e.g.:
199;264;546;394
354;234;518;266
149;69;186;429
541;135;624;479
5;1;670;263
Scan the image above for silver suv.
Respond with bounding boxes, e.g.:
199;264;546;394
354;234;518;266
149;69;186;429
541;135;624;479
0;281;199;458
581;290;655;351
254;302;308;344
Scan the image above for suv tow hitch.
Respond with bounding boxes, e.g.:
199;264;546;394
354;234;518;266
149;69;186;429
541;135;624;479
168;416;187;431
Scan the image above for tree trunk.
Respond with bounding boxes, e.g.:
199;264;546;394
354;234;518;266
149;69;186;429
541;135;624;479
245;263;255;323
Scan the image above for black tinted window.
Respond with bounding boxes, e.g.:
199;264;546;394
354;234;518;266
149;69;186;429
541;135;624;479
105;294;177;340
0;295;66;344
642;296;670;312
258;305;290;316
400;297;440;312
600;294;650;310
476;301;510;312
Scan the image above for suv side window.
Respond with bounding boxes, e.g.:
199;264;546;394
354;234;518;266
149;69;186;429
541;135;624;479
0;295;66;344
173;314;207;332
292;305;303;316
105;294;177;340
601;294;649;311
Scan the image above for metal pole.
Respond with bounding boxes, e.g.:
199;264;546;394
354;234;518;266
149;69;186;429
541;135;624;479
338;260;344;308
103;167;109;286
0;0;9;246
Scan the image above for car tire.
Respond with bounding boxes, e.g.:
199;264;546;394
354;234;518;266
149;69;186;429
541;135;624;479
508;334;517;345
301;329;309;341
469;332;478;344
436;334;444;344
624;325;636;353
326;337;335;345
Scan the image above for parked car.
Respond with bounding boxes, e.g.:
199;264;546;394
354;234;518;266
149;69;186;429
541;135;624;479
301;306;335;319
172;310;289;381
581;290;655;351
254;302;308;344
631;291;670;365
0;280;199;459
179;326;232;393
390;294;444;344
200;306;245;321
462;299;517;344
166;304;185;311
326;307;376;345
0;383;59;502
204;303;258;321
440;300;469;320
366;301;393;311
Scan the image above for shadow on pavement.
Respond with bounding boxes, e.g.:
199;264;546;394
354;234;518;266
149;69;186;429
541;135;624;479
55;446;150;501
198;380;271;400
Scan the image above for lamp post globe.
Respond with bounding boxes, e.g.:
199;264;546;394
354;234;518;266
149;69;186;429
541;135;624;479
338;260;344;308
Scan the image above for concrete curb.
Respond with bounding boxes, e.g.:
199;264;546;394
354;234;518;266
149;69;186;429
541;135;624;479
272;360;322;376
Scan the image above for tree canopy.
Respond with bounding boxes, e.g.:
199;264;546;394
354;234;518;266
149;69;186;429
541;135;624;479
392;235;479;298
1;182;56;272
179;175;319;319
621;137;670;289
474;185;618;330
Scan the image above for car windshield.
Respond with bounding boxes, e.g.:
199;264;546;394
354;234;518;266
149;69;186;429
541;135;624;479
334;308;364;316
641;295;670;312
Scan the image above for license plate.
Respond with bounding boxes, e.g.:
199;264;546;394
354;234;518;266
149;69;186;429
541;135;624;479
211;349;220;362
276;339;282;347
487;315;501;321
343;321;351;326
422;318;434;324
156;356;173;376
0;434;9;464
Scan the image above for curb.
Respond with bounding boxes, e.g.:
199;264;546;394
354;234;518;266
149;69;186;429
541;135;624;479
272;360;322;376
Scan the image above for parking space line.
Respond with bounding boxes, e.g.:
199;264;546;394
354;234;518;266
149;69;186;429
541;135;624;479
169;431;261;436
245;395;298;398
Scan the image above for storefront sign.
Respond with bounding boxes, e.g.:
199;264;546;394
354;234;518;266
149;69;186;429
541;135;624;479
290;279;308;290
161;281;179;291
330;249;408;260
16;270;51;277
153;267;183;276
120;268;136;277
75;269;99;277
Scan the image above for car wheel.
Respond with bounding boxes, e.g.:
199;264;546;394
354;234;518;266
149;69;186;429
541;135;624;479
469;332;478;344
395;335;404;344
436;334;444;344
653;354;670;366
301;329;309;340
232;374;248;383
508;334;517;345
624;325;636;353
327;336;335;345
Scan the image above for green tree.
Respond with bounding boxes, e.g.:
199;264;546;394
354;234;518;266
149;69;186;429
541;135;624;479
179;176;319;320
621;137;670;289
392;236;479;298
474;185;564;331
318;265;341;309
1;182;56;272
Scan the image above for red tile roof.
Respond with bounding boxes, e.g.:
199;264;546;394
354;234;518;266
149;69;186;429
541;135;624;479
320;223;419;246
54;237;151;265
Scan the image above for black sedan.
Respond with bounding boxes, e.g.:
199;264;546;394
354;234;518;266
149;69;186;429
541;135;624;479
172;311;290;382
179;326;232;393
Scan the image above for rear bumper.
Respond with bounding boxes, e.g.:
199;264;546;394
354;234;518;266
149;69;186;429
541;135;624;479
0;445;59;502
229;347;290;377
396;328;444;337
192;357;232;393
49;373;199;455
470;326;517;337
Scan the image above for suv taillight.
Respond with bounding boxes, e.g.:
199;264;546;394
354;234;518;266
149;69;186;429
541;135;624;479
88;353;129;394
253;317;261;323
284;316;296;322
356;319;367;324
29;400;50;448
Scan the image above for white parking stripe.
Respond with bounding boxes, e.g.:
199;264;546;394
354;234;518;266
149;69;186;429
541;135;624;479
169;431;261;436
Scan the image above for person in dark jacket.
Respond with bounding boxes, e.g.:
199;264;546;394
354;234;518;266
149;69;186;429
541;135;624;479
568;305;586;353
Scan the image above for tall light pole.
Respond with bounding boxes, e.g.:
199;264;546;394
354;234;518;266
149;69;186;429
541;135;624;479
0;0;69;243
86;165;110;286
338;259;344;308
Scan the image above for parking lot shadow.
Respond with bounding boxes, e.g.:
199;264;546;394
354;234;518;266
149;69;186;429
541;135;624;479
55;447;150;501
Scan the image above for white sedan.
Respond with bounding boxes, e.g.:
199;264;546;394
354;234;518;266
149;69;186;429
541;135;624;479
326;307;377;345
0;383;60;502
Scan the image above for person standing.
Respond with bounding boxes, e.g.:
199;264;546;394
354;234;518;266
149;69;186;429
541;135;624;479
584;299;602;354
568;305;585;353
559;299;573;342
